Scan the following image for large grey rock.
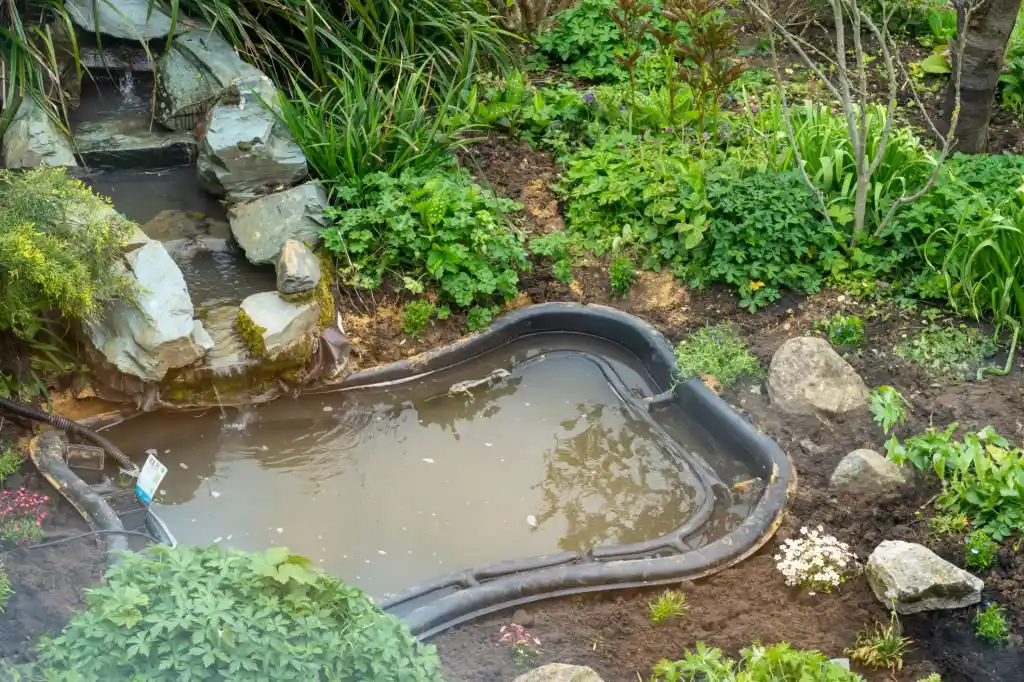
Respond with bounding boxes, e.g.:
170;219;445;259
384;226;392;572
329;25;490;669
866;540;983;614
830;449;910;494
238;292;318;360
513;665;603;682
276;239;321;296
86;240;213;382
73;115;196;169
1;99;77;168
768;337;869;416
65;0;178;40
229;182;327;265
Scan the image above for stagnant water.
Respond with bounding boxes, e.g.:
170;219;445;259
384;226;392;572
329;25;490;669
102;334;754;597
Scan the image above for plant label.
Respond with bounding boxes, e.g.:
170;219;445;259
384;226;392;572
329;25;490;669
136;454;168;505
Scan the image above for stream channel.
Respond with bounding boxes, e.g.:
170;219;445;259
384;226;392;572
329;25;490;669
100;334;757;598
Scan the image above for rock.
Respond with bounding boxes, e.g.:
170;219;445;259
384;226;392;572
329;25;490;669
866;540;983;614
86;241;213;382
830;449;909;494
229;182;328;265
768;337;869;416
65;0;178;40
275;239;321;296
238;292;318;360
1;98;77;168
73;116;196;169
142;209;231;242
513;664;604;682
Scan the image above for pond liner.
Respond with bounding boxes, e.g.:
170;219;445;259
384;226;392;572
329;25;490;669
307;302;795;640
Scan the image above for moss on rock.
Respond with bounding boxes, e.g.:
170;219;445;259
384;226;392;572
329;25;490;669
235;308;268;358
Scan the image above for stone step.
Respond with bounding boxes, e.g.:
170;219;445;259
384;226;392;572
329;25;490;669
74;114;197;169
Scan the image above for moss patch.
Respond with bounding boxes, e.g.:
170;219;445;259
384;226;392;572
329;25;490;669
236;308;268;358
315;249;337;328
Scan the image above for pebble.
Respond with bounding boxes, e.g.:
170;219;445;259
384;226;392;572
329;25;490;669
179;463;188;470
322;406;333;412
422;458;435;464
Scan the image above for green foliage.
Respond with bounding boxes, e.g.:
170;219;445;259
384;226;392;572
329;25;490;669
0;446;23;484
0;560;12;613
869;386;907;434
648;590;687;624
322;168;527;311
402;300;437;338
279;65;470;190
36;545;442;681
893;326;996;379
697;168;838;310
846;611;911;673
1000;8;1024;114
652;642;863;681
674;325;761;388
974;602;1011;643
820;313;866;347
609;256;636;294
916;675;942;682
885;425;1024;540
860;0;949;38
928;511;969;537
558;132;709;269
466;305;501;331
530;232;575;283
964;529;998;571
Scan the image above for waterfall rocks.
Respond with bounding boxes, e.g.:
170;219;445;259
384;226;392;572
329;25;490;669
866;540;984;614
513;664;605;682
154;30;306;201
229;182;328;265
275;240;321;296
1;99;77;169
829;449;910;495
85;239;213;382
768;337;869;416
65;0;179;40
237;292;319;361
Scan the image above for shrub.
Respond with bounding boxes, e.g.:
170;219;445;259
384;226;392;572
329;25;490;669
322;168;527;311
893;326;995;379
697;168;839;310
36;545;443;681
559;132;709;270
674;325;761;388
402;300;438;338
652;642;863;681
649;590;687;624
609;256;636;294
964;529;998;571
774;526;860;595
974;602;1010;643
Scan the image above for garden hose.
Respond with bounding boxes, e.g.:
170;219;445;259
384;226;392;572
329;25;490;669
977;321;1020;380
0;396;140;477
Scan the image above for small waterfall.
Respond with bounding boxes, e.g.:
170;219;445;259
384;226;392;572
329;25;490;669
117;71;143;110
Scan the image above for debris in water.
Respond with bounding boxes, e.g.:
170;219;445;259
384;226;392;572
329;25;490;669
484;442;493;447
322;406;333;412
213;537;223;543
421;457;435;464
145;448;157;457
526;514;538;527
226;535;233;540
276;527;283;534
164;449;171;454
377;550;387;556
179;462;189;470
211;491;221;498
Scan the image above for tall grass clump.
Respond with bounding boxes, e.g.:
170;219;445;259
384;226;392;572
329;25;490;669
278;62;472;189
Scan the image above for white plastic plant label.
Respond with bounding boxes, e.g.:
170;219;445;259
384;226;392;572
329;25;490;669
135;454;168;505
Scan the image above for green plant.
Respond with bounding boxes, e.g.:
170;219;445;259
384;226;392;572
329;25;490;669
775;526;860;594
0;560;12;613
696;168;839;310
674;325;762;388
558;131;709;270
869;385;907;434
466;305;501;331
609;255;636;294
497;623;541;669
974;602;1011;643
530;232;575;283
652;642;863;681
322;167;527;311
402;300;437;338
0;446;23;484
846;610;912;672
893;326;996;379
36;545;442;680
928;511;970;536
964;529;998;571
916;675;942;682
278;64;470;190
821;313;866;347
649;589;687;624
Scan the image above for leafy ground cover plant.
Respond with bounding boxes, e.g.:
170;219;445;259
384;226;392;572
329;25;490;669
0;559;12;613
0;446;23;484
846;600;912;673
0;488;47;545
35;545;442;681
963;529;998;571
774;526;860;595
497;623;541;669
609;255;636;294
649;589;687;624
673;325;761;388
530;232;575;283
652;642;863;681
402;300;440;338
974;602;1011;643
322;168;527;322
869;385;909;434
819;313;866;347
893;326;996;379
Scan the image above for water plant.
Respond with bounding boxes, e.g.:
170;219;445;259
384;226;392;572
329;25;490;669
974;602;1011;643
402;300;438;338
649;589;688;624
36;545;443;681
497;623;542;669
774;526;859;595
963;529;998;571
893;326;996;379
652;641;863;681
821;313;866;347
846;602;912;672
673;325;762;389
609;255;637;294
0;488;47;546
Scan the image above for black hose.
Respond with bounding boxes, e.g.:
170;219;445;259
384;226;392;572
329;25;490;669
0;396;140;476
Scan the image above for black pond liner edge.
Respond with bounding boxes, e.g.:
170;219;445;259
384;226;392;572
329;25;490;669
32;302;794;640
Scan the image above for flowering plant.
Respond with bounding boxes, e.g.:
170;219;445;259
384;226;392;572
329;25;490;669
774;526;859;594
497;623;541;669
0;488;47;545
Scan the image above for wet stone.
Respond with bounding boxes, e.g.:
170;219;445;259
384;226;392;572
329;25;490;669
1;99;77;169
73;116;196;170
239;292;319;360
275;239;321;296
65;0;179;40
229;182;328;265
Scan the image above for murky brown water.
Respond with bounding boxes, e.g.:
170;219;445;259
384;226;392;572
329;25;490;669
102;334;751;597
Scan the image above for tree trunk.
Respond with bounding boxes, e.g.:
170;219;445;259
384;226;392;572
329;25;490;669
945;0;1023;153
